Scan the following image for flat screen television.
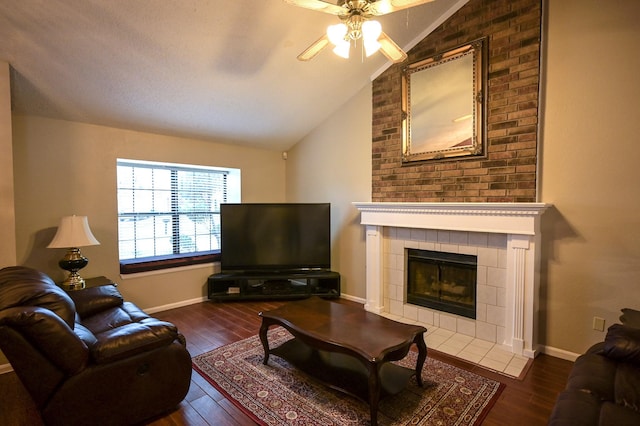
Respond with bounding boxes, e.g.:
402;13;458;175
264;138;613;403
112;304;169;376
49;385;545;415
220;203;331;273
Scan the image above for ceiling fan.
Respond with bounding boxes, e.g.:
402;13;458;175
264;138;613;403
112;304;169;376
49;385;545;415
284;0;436;63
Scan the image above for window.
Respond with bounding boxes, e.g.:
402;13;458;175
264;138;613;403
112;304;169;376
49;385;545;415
117;159;240;273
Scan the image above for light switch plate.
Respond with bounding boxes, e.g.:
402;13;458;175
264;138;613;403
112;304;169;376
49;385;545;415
593;317;605;332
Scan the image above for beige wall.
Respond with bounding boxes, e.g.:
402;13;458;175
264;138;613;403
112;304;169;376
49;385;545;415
286;86;372;300
0;62;16;267
10;115;286;310
539;0;640;355
0;62;16;366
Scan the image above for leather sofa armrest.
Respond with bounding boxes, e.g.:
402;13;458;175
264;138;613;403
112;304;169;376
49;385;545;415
68;285;124;318
74;322;98;348
0;306;89;374
90;319;180;364
615;363;640;412
548;390;601;426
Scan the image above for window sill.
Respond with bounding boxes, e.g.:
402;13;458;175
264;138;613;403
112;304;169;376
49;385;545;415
119;261;217;279
120;252;220;275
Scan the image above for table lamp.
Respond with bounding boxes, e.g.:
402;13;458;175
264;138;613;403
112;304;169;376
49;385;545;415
47;215;100;290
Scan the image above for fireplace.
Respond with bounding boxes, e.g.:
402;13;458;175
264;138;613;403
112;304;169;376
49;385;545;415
354;202;550;358
406;249;477;319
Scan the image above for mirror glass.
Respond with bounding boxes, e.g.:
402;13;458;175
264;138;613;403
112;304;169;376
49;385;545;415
402;40;485;162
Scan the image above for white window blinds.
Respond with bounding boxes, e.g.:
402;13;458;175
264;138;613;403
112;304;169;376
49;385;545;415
117;160;228;261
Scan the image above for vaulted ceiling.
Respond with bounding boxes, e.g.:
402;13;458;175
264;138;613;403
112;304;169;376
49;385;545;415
1;0;466;151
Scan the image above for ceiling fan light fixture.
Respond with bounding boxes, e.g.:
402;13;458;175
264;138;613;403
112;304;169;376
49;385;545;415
288;0;428;63
364;40;381;57
362;20;382;56
327;23;348;45
362;20;382;41
327;23;350;59
333;42;351;59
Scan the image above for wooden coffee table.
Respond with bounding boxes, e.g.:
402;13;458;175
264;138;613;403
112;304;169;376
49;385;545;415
259;297;427;425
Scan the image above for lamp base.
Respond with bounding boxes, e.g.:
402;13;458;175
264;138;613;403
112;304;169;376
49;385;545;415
58;248;89;291
61;272;86;291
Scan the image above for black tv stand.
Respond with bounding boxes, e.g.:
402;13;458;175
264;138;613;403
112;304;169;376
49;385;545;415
207;270;340;302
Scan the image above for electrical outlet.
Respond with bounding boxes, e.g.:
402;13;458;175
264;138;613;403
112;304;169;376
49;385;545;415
593;317;605;332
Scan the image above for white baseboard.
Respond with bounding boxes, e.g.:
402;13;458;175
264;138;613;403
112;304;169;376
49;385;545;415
144;296;207;314
540;345;580;362
339;293;366;305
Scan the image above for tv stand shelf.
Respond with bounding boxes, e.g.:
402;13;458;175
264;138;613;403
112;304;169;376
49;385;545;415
207;270;340;302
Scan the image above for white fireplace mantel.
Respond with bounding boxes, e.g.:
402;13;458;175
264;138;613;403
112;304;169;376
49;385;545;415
353;202;549;235
353;202;551;358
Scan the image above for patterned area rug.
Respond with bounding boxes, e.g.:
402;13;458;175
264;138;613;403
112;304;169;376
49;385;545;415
192;328;504;425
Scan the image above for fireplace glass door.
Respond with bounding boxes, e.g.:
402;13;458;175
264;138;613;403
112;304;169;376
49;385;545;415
406;249;477;319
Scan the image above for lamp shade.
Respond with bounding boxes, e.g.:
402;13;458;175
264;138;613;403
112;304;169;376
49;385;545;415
48;216;100;248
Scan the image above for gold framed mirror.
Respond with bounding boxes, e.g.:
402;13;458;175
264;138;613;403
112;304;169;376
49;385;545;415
402;38;486;162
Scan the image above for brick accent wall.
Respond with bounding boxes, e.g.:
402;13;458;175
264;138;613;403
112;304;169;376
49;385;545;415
372;0;541;202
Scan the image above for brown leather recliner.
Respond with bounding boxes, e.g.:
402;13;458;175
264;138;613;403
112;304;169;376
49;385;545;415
0;266;192;426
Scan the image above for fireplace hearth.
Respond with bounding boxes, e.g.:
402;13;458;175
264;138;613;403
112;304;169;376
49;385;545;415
406;249;477;319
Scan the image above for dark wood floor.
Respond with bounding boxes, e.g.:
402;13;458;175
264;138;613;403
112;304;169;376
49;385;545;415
0;298;573;425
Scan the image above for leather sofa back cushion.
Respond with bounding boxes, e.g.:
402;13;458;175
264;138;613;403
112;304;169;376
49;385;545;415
620;308;640;328
81;302;152;335
604;324;640;365
67;285;123;318
0;266;75;327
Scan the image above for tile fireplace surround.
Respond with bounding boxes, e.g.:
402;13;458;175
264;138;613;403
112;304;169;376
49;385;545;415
354;202;550;359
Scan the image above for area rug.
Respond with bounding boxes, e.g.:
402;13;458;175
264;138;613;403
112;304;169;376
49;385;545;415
192;327;504;425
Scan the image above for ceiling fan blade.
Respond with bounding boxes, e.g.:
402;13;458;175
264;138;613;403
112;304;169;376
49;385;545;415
370;0;436;16
283;0;346;15
378;31;408;63
297;34;330;61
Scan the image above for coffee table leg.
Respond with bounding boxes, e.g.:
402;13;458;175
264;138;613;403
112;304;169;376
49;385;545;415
368;363;381;426
414;333;427;387
259;319;271;365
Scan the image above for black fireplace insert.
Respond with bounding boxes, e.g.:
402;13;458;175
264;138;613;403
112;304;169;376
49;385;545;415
406;249;477;319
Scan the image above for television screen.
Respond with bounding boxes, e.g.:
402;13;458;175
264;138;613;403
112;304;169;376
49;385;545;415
220;203;331;273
